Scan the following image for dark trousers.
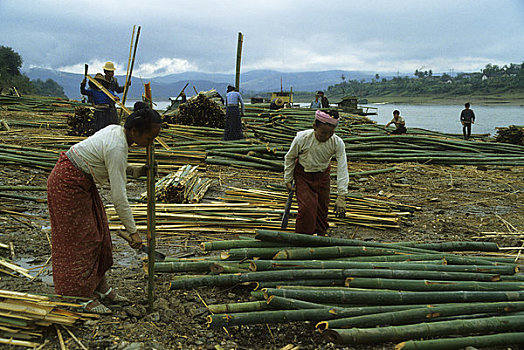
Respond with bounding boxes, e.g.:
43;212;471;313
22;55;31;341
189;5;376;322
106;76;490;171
93;108;118;134
463;122;472;140
294;163;331;235
223;106;243;141
391;125;407;134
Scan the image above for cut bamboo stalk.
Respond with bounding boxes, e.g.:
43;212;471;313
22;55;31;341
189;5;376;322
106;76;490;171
396;332;524;350
318;301;524;330
323;315;524;345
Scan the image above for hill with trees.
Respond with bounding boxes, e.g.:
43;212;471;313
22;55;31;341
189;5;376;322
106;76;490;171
325;63;524;103
0;45;66;98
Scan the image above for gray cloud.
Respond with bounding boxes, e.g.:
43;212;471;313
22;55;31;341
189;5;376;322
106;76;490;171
1;0;523;76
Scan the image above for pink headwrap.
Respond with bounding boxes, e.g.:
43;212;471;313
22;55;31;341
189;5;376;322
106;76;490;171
315;110;338;126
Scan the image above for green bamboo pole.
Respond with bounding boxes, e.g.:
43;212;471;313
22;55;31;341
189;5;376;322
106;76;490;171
255;279;346;289
249;260;517;275
272;246;437;260
263;288;524;305
265;295;332;310
222;247;300;260
207;300;268;314
169;268;502;290
339;254;508;266
402;241;499;252
319;301;524;330
322;315;524;345
201;240;289;251
255;230;436;254
396;332;524;350
345;277;524;291
154;260;234;273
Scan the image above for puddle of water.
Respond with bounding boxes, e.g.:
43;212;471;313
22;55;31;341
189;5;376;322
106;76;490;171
14;257;53;285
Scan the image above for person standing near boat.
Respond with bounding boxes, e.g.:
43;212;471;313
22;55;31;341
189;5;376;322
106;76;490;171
47;106;162;314
385;110;407;134
460;102;475;140
284;110;348;235
223;85;245;140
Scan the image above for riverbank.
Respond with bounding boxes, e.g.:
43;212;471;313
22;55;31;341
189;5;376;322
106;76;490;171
364;92;524;106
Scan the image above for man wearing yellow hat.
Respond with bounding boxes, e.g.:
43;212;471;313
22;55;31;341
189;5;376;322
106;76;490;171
102;62;129;94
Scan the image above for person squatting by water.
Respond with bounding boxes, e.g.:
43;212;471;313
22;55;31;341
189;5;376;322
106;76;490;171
47;105;162;314
223;85;245;140
284;110;348;235
385;110;407;134
460;102;476;140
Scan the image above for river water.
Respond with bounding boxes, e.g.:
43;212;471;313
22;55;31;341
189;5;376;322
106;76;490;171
144;101;523;136
366;103;524;136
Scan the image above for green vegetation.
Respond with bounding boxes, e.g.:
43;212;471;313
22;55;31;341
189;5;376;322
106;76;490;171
0;45;66;98
326;63;524;105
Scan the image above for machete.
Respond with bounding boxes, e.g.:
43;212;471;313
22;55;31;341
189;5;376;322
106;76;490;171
280;181;295;229
116;230;166;261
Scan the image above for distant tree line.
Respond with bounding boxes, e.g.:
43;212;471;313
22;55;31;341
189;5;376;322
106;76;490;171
326;62;524;99
0;45;66;98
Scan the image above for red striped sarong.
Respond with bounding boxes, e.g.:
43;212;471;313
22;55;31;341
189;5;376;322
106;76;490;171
294;162;331;235
47;152;113;297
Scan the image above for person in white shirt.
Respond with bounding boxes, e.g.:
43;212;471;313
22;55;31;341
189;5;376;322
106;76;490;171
47;105;161;314
385;110;407;134
223;85;245;140
284;110;348;235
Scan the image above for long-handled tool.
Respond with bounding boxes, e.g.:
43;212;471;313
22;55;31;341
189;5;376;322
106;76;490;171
116;230;165;261
280;181;294;229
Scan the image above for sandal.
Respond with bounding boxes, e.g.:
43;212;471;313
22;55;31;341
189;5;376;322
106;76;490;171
95;287;130;304
80;299;112;314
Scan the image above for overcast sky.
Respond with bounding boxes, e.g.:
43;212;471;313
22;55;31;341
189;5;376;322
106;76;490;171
1;0;524;78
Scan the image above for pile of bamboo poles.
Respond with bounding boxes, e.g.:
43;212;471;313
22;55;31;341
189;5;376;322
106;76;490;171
140;164;216;203
66;106;94;136
108;183;416;234
165;93;225;128
0;289;87;348
0;95;84;113
159;229;524;348
495;125;524;146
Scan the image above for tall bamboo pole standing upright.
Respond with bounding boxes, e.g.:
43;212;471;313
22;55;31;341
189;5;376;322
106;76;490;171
120;25;141;121
144;82;157;312
235;32;244;90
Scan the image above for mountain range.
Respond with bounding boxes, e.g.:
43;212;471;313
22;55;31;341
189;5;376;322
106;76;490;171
23;67;397;100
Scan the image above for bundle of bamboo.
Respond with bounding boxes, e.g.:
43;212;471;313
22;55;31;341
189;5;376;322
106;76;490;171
0;289;88;348
108;181;414;234
140;164;216;203
165;93;225;128
66;106;95;136
158;230;524;348
495;125;524;146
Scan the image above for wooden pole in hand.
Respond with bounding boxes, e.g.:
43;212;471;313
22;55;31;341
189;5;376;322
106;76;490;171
85;74;132;115
235;32;244;90
144;82;156;312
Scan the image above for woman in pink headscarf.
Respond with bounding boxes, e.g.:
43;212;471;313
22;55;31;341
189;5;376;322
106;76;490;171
284;110;349;235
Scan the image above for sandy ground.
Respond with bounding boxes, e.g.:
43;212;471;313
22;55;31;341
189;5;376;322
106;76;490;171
0;110;523;349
